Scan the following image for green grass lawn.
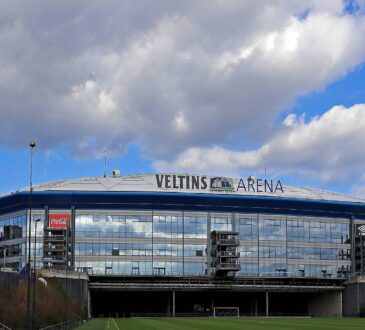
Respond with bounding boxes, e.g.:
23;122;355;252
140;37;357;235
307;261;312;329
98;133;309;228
75;317;365;330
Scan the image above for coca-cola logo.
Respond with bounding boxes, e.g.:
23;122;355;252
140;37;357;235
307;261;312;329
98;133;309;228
49;214;70;229
50;218;68;224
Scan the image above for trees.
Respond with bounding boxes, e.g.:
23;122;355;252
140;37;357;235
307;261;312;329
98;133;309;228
0;273;86;329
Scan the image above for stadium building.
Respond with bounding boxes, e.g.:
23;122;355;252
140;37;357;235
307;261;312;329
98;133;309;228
1;172;365;317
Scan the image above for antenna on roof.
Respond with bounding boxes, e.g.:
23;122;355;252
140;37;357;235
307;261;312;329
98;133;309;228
264;163;267;180
103;148;107;178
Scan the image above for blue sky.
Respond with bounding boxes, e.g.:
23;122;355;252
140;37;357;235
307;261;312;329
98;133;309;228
0;1;365;197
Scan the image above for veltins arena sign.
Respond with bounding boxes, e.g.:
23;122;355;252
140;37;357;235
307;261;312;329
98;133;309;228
155;174;284;193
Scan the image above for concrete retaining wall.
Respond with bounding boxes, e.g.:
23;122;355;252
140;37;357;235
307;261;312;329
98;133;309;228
343;276;365;317
308;291;342;317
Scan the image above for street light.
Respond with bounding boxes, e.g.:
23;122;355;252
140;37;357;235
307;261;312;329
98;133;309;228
64;222;70;324
32;218;41;330
26;140;36;330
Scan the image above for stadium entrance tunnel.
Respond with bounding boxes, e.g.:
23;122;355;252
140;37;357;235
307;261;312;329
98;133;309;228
91;291;173;317
90;290;342;317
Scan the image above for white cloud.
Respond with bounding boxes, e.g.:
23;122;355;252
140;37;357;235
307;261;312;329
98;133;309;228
283;113;306;127
0;0;365;163
155;104;365;183
172;112;189;133
352;184;365;199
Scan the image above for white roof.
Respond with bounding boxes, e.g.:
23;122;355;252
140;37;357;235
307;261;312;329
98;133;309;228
5;173;365;204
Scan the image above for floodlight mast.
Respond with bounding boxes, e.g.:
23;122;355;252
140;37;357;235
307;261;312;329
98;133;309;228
26;140;36;330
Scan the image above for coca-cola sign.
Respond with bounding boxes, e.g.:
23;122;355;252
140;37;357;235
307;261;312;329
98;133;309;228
49;214;70;229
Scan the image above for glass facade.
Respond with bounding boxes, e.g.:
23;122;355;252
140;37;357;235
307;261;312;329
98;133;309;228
74;212;207;276
0;212;46;271
0;213;27;271
237;214;350;278
71;211;351;278
0;209;353;278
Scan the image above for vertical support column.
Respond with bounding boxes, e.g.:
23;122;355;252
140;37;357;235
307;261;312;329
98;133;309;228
257;214;260;276
361;235;364;276
232;212;236;232
182;211;185;275
172;291;175;317
44;206;49;228
254;297;258;317
265;290;269;317
166;292;171;316
88;288;91;319
207;212;211;276
71;206;75;270
285;215;288;268
350;215;356;276
151;209;154;273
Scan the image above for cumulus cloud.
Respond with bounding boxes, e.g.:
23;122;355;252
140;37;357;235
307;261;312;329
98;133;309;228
155;104;365;183
0;0;365;163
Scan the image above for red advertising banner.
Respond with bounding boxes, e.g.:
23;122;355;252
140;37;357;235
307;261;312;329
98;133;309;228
49;214;70;229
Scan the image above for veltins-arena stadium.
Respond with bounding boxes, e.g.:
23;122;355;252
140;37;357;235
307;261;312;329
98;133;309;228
1;172;365;317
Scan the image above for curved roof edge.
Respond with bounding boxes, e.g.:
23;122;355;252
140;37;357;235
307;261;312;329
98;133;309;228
2;173;365;205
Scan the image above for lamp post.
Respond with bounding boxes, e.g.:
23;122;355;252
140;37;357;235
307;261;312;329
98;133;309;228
64;224;69;324
26;140;36;330
32;218;41;330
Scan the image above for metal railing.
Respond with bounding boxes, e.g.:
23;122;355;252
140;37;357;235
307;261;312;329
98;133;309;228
43;236;66;242
215;262;241;269
86;268;350;279
217;251;240;257
217;239;239;245
42;260;66;265
43;245;65;251
0;322;11;330
39;319;84;330
100;311;311;318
